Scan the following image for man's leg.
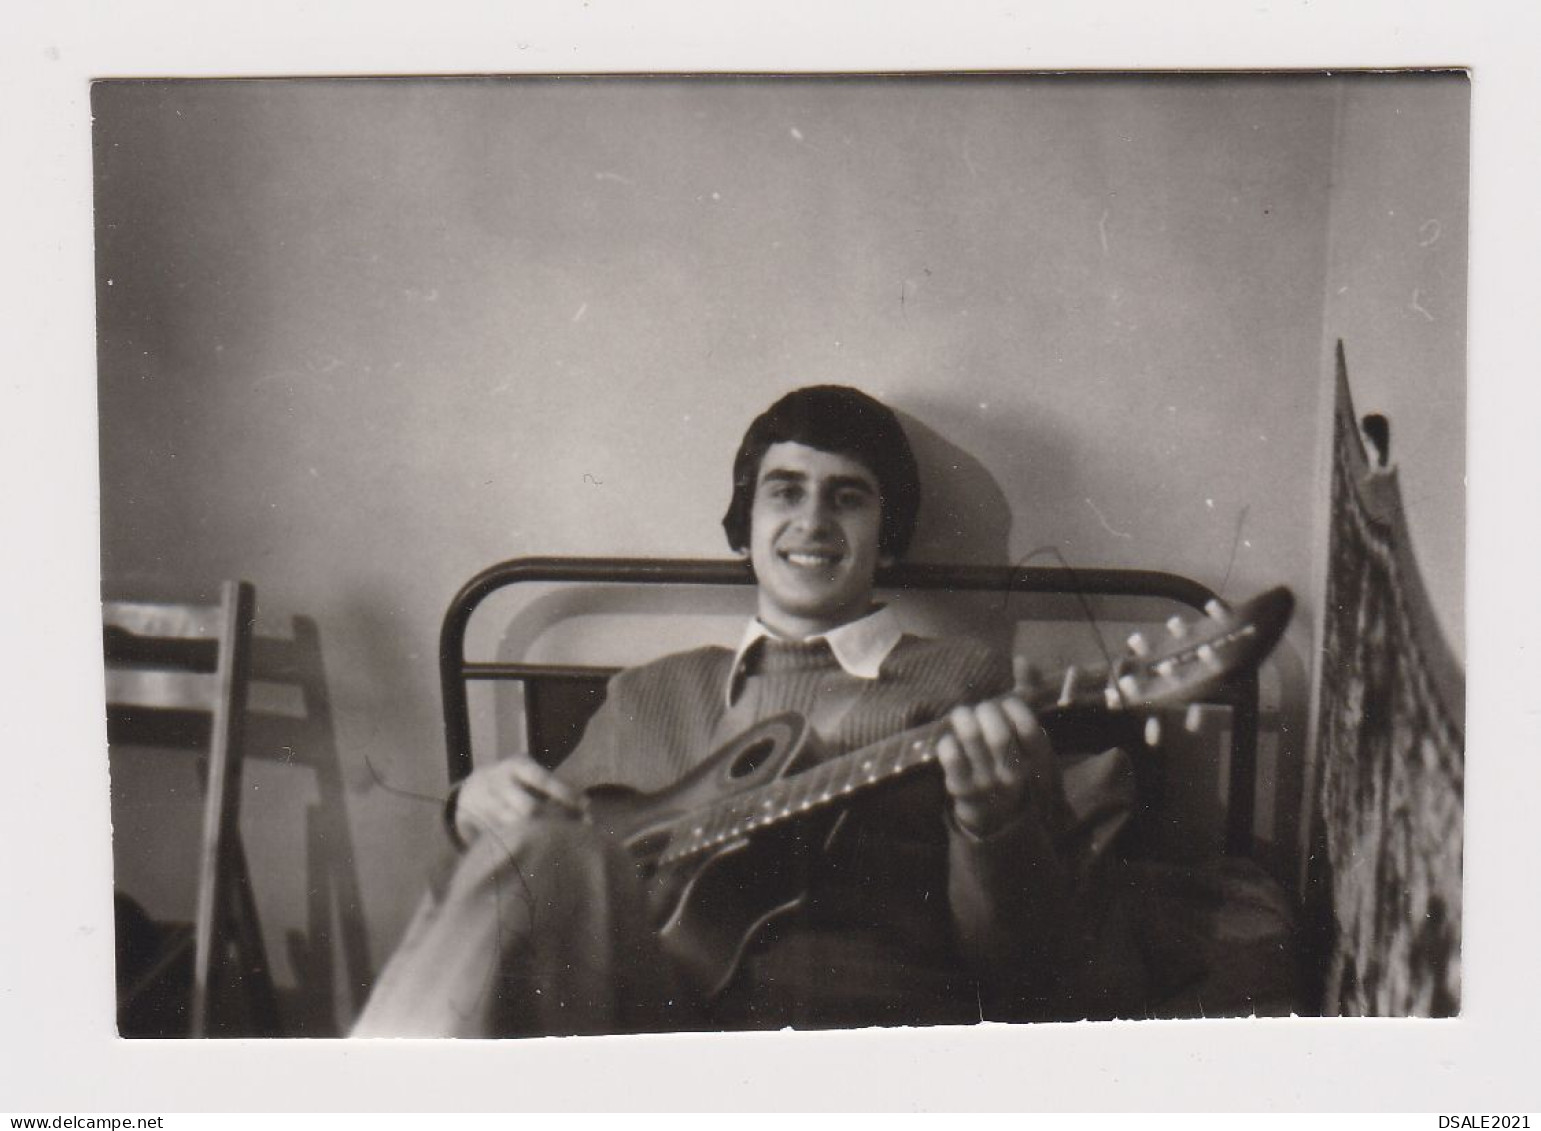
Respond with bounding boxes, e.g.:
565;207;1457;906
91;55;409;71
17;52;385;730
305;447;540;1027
351;815;684;1037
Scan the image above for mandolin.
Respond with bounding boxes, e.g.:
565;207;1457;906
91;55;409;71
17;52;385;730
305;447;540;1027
582;585;1295;996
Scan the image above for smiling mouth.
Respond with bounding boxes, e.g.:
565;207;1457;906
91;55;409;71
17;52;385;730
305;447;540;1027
779;549;843;569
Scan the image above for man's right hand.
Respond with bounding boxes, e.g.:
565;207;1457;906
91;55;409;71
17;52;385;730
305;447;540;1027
452;758;589;845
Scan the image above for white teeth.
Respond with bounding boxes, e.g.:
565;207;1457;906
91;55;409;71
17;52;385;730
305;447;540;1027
784;551;838;567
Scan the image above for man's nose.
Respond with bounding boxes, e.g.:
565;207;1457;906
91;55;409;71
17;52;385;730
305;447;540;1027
793;493;835;532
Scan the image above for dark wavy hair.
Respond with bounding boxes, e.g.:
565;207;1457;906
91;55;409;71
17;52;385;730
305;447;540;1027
721;385;921;559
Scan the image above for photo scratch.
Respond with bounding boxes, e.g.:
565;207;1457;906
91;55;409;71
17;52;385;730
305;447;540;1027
1085;497;1133;539
1218;504;1251;599
572;303;588;323
1098;209;1110;256
1409;289;1434;322
594;171;633;185
1418;219;1441;247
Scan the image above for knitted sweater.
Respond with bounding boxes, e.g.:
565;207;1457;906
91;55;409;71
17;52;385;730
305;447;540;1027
555;633;1086;1030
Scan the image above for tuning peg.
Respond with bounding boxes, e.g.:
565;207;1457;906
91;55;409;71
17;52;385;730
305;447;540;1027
1197;643;1219;668
1117;673;1141;700
1166;615;1187;638
1144;715;1162;747
1184;703;1204;733
1126;631;1151;658
1204;598;1233;622
1058;665;1079;707
1011;657;1050;700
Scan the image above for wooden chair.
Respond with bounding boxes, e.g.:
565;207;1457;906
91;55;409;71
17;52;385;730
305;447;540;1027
104;580;279;1037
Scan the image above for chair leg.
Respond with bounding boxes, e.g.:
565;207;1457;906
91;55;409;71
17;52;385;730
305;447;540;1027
225;839;282;1036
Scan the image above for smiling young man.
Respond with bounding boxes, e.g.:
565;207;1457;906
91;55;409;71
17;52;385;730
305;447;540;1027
353;385;1131;1037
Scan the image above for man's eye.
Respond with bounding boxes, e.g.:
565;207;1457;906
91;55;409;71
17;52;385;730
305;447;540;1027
766;485;802;503
834;490;872;510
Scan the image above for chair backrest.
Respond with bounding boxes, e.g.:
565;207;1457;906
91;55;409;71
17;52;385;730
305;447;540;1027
104;580;275;1037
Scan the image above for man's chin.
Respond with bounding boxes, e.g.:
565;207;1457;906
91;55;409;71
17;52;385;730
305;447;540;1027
774;576;846;607
768;593;864;629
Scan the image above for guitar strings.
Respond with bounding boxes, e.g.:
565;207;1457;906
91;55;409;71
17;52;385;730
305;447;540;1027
999;542;1118;685
1217;504;1251;602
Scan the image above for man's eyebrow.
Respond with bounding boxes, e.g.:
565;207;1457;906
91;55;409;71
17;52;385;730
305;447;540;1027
824;474;878;494
758;468;807;484
758;468;877;494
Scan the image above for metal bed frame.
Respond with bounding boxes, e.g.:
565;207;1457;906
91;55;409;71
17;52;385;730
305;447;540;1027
439;556;1263;856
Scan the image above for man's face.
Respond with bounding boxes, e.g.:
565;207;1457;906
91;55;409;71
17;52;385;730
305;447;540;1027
748;440;887;638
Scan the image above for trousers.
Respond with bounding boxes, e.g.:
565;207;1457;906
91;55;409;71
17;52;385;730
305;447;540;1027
351;816;697;1038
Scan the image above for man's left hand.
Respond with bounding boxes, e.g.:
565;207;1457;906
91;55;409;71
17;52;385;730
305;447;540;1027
936;657;1053;837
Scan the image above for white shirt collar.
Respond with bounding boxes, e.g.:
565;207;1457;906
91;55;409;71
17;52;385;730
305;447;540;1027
726;605;903;705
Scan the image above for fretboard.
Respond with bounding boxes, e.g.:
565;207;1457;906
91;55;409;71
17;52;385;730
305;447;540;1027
645;584;1290;868
650;653;1143;866
655;716;954;866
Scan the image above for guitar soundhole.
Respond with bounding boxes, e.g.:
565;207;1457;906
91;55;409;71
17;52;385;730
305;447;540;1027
728;736;778;779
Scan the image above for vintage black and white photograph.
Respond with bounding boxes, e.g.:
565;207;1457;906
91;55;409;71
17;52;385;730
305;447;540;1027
89;71;1469;1041
12;0;1541;1111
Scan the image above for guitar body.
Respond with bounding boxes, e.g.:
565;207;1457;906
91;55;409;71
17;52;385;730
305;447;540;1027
583;713;838;996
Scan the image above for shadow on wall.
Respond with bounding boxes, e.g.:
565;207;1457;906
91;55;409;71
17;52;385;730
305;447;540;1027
896;411;1017;654
900;409;1016;567
245;617;371;1036
899;401;1121;652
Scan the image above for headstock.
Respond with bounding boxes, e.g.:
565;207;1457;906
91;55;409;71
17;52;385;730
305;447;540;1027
1024;585;1295;723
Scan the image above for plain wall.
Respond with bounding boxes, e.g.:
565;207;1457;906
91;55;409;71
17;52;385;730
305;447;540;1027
1320;73;1468;662
93;75;1464;1031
